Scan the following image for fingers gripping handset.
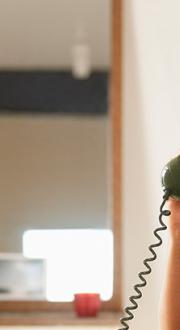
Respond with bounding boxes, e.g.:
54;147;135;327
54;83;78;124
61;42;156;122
119;155;180;330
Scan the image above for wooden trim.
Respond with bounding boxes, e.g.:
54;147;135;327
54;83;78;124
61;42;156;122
0;299;118;313
110;0;122;311
0;0;123;319
0;311;121;326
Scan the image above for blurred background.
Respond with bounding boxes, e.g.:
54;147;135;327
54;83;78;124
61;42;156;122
0;0;179;330
0;0;112;305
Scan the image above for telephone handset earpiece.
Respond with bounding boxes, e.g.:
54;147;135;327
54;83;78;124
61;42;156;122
161;155;180;200
119;155;180;330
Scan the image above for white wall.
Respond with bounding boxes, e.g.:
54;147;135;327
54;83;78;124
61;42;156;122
0;0;110;69
122;1;180;330
0;116;108;252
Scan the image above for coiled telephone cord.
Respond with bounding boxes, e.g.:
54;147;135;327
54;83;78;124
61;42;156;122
119;189;171;330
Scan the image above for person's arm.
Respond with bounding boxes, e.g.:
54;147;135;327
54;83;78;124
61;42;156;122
160;199;180;330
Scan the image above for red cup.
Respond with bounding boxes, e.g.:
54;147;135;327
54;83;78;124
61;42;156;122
74;293;101;317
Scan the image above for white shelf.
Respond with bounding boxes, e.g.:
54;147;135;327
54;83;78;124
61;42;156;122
0;253;24;260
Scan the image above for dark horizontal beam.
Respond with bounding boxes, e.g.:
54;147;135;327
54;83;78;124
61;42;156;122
0;70;109;115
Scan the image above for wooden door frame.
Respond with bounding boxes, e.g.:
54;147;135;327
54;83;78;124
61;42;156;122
0;0;122;317
110;0;122;312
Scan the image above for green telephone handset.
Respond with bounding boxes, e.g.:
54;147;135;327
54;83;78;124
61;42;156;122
161;155;180;199
119;155;180;330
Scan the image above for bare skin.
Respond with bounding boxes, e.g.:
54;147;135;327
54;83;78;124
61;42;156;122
160;198;180;330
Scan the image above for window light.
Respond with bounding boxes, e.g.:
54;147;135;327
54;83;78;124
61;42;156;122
23;229;113;302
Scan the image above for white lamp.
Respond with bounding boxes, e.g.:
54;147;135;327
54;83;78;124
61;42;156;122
72;28;91;79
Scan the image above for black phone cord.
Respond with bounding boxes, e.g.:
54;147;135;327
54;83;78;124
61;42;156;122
118;189;171;330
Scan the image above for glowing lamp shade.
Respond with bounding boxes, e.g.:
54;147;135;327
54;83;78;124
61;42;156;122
23;229;113;302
